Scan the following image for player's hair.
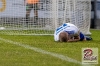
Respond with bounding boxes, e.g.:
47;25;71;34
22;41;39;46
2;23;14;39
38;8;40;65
59;32;68;42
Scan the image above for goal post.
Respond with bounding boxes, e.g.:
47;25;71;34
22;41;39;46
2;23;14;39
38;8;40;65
0;0;91;35
70;0;91;35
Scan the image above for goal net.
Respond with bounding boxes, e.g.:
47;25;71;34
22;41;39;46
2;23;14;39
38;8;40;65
0;0;91;35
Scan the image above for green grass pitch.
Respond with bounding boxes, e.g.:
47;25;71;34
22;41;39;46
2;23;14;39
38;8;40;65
0;29;100;66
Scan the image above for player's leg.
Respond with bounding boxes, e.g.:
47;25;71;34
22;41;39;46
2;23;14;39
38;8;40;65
26;10;30;25
33;3;39;25
79;32;86;41
26;4;32;26
85;36;93;41
79;32;92;41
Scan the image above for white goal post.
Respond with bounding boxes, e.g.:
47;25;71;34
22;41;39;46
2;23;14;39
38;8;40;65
0;0;91;35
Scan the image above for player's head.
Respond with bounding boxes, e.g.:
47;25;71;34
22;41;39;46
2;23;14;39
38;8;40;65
59;32;69;42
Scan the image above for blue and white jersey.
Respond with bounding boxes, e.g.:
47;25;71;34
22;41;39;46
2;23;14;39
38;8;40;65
54;23;79;41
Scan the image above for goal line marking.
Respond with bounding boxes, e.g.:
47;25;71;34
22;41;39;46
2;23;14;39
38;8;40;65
0;37;94;66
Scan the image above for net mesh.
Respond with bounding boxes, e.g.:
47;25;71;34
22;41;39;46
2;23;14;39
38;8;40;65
0;0;91;35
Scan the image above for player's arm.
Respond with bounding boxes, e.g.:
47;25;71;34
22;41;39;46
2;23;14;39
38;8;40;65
74;36;80;41
67;36;80;42
68;38;80;42
68;39;78;42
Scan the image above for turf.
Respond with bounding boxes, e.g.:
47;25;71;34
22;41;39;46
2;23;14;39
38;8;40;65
0;29;100;66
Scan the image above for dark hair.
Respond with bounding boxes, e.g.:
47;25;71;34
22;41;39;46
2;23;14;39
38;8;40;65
59;32;68;42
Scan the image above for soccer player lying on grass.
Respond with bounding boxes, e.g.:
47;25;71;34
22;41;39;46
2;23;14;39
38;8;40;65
54;23;92;42
58;32;92;42
54;23;80;42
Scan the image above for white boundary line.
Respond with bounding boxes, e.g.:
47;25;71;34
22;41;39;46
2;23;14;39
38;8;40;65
0;37;94;66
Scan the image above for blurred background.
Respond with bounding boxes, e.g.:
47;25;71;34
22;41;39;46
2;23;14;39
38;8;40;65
91;0;100;29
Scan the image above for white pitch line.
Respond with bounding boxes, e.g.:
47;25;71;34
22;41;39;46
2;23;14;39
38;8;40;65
0;37;94;66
